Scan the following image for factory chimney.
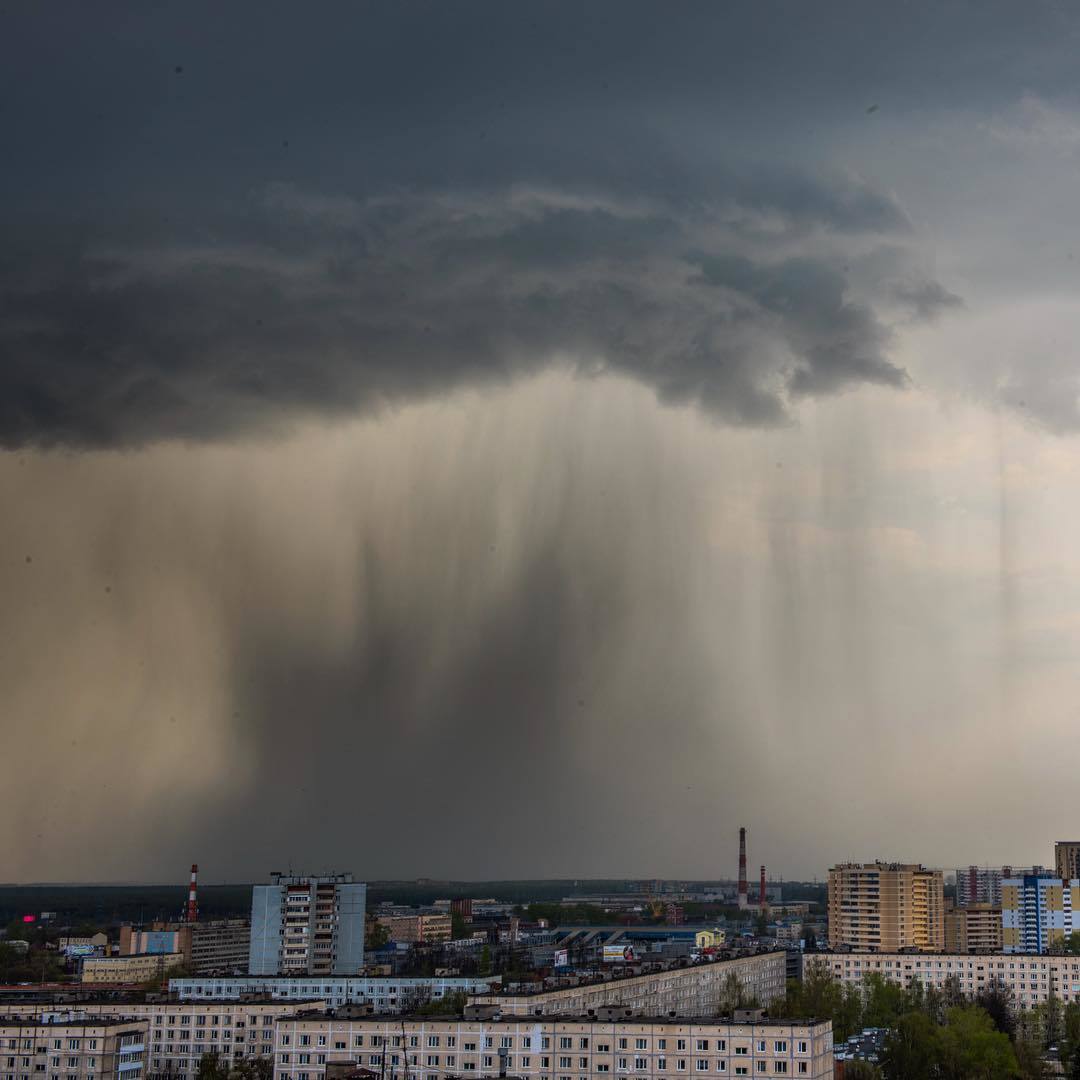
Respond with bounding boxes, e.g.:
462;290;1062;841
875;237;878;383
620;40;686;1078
759;865;767;909
186;864;199;923
737;828;748;909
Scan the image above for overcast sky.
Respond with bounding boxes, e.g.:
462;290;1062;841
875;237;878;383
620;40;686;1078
4;1;1080;884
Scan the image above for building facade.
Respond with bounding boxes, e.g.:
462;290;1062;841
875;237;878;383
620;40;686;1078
380;915;452;945
1001;875;1080;954
943;905;1002;953
273;1012;834;1080
826;863;944;952
13;999;324;1080
1056;844;1080;883
80;956;185;986
169;977;501;1012
470;953;787;1018
0;1014;148;1080
250;875;367;977
805;950;1080;1009
955;867;1004;908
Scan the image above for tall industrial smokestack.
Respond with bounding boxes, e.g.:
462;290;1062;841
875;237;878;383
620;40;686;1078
186;863;199;923
737;827;748;908
759;865;767;909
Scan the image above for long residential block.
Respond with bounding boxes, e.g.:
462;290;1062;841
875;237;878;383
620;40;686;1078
274;1012;834;1080
169;977;501;1011
804;950;1080;1008
0;1014;149;1080
469;954;787;1018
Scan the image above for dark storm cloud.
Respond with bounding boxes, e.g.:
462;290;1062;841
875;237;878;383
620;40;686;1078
0;176;944;448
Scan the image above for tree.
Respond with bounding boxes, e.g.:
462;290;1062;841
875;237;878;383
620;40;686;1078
880;1011;939;1080
231;1059;273;1080
479;945;492;976
1065;932;1080;955
1013;1040;1049;1080
976;981;1017;1040
754;911;768;937
937;1006;1019;1080
862;973;910;1029
195;1054;229;1080
842;1063;882;1080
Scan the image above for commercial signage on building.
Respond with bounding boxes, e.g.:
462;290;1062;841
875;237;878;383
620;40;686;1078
63;944;98;957
553;948;569;968
143;931;179;954
602;944;636;963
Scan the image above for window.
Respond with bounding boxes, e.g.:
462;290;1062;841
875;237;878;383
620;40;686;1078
677;1061;687;1072
354;1037;364;1048
617;1059;628;1072
796;1044;807;1055
695;1062;708;1072
635;1059;647;1071
428;1038;439;1049
447;1037;456;1049
597;1066;610;1074
677;1041;686;1052
502;1038;513;1050
636;1041;648;1051
756;1065;766;1075
618;1041;628;1051
757;1043;766;1054
580;1039;589;1050
426;1057;438;1067
562;1039;573;1050
773;1043;786;1054
797;1065;807;1075
696;1042;708;1052
773;1066;786;1075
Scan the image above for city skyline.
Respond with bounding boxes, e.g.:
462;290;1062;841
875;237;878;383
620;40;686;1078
6;2;1080;882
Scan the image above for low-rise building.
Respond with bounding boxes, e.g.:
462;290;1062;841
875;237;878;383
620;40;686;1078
80;955;185;986
805;951;1080;1009
469;952;787;1017
0;1013;149;1080
58;936;109;953
274;1010;835;1080
169;977;500;1012
379;915;452;945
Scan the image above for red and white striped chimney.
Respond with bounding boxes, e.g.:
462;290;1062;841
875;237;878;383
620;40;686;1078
186;863;199;923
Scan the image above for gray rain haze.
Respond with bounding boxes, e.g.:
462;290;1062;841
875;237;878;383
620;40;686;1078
4;1;1080;882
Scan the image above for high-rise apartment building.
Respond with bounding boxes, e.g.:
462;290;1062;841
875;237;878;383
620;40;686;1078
248;873;366;976
955;867;1004;907
827;862;944;951
1002;874;1080;953
944;903;1003;953
1056;843;1080;882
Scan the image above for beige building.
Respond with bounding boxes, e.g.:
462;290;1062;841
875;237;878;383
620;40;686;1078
80;955;185;985
944;904;1002;953
381;915;453;945
58;935;109;952
17;999;325;1080
119;922;250;974
1056;843;1080;882
827;863;944;952
470;953;787;1018
805;950;1080;1009
274;1010;834;1080
0;1014;149;1080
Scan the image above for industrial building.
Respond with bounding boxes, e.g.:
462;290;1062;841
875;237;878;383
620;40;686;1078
79;954;185;985
119;921;250;975
249;874;367;977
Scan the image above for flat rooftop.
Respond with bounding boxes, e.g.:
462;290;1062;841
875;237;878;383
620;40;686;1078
0;1016;147;1029
285;1010;828;1028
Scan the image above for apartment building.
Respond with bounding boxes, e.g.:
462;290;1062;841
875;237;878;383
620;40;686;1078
273;1011;834;1080
169;977;501;1012
826;863;944;952
955;867;1004;908
250;875;367;977
943;905;1002;954
15;999;324;1080
80;956;185;986
120;923;250;976
469;954;787;1018
380;915;452;945
0;1014;148;1080
804;950;1080;1009
1002;875;1080;953
1056;844;1080;882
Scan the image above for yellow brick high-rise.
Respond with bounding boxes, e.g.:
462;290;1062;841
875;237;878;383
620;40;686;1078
828;862;944;951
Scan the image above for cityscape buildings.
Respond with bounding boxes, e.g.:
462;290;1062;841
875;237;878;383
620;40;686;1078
1001;873;1080;954
826;863;944;951
943;903;1003;953
249;874;367;977
1056;842;1080;882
